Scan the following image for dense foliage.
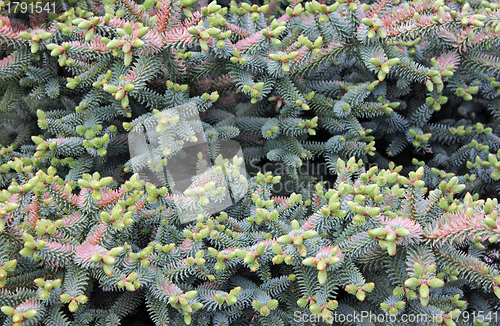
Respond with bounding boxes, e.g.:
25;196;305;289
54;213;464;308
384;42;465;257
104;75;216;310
1;158;500;325
0;0;500;324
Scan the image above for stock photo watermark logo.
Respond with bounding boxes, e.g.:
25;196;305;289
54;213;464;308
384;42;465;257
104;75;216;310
128;102;248;223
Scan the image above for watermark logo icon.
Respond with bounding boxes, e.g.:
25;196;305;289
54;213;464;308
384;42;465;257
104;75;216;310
128;102;248;223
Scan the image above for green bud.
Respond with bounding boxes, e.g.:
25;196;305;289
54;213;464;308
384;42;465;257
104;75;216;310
90;254;101;263
78;21;91;29
106;39;121;49
396;228;410;237
368;207;380;217
277;235;292;244
25;310;37;319
1;306;15;316
361;18;373;26
404;277;419;288
414;262;424;276
138;27;149;37
369;58;380;66
244;253;256;264
302;257;314;266
485;217;497;228
103;255;115;265
368;227;387;238
429;278;445;288
387;58;400;66
419;284;429;298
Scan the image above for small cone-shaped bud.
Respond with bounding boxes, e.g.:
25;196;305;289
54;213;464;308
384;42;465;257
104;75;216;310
419;284;429;299
387;58;400;66
25;310;37;319
429;278;445;288
226;294;237;305
138;27;149;37
1;306;15;316
271;243;282;254
369;58;380;66
133;39;144;47
256;243;266;255
345;284;356;293
364;282;375;292
368;207;380;217
386;232;396;242
302;230;317;239
185;291;197;300
169;296;178;305
124;23;133;34
24;241;37;251
414;263;424;276
414;180;425;188
293;236;303;246
36;241;46;251
396;228;410;237
297;297;308;307
39;290;50;300
103;264;113;276
5;203;19;212
387;241;396;255
361;18;373;26
110;247;124;256
395;301;406;309
244;253;256;264
68;301;78;312
214;294;224;305
368;227;386;238
444;318;456;326
19;32;32;40
125;282;135;291
277;235;292;244
404;277;419;288
106;39;121;49
327;300;338;310
318;270;327;284
34;278;45;287
60;293;71;302
356;290;366;301
484;217;497;228
272;255;283;264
